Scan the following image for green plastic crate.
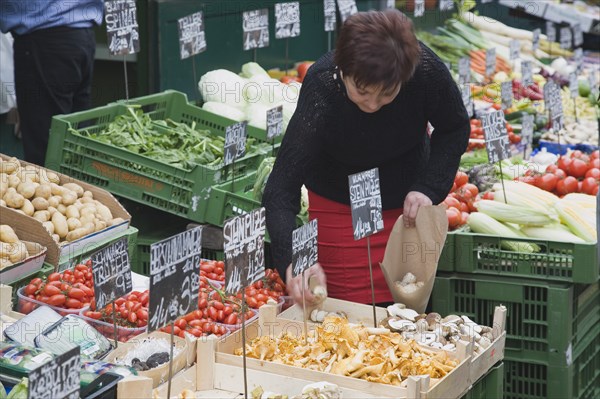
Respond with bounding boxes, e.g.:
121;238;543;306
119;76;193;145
432;273;599;365
461;362;504;399
503;322;600;399
437;231;456;272
453;231;598;283
46;90;274;224
7;263;55;306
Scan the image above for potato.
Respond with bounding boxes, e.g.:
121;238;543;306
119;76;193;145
62;183;84;198
94;220;107;232
39;169;60;184
82;222;95;235
95;203;113;222
35;184;52;200
47;206;57;217
42;221;55;235
21;199;35;216
0;199;5;207
82;190;93;198
51;212;68;239
7;175;20;188
0;174;7;198
57;204;67;215
65;205;80;219
61;190;77;206
33;210;50;223
0;242;13;258
52;234;60;243
66;227;89;242
0;258;12;270
80;197;94;204
67;217;82;231
16;182;37;199
0;225;19;243
108;217;125;227
50;183;64;196
8;242;28;263
15;168;37;184
79;214;95;225
74;201;84;210
31;197;49;211
3;189;25;209
80;207;96;217
0;159;18;174
48;195;61;208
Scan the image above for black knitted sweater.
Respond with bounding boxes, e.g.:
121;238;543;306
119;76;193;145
262;45;470;276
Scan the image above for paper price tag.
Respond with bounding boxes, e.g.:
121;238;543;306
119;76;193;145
267;106;284;140
569;72;578;99
458;57;470;84
481;110;511;164
104;0;140;56
91;237;132;310
521;114;534;151
223;208;266;295
532;28;541;52
224;122;247;166
572;23;583;47
386;0;395;10
178;11;206;60
336;0;358;23
501;81;513;110
292;219;318;277
148;227;203;332
243;9;270;50
486;48;496;77
521;60;533;86
546;21;556;43
324;0;336;31
348;168;383;241
414;0;425;17
560;26;572;49
461;84;473;118
509;39;520;60
275;2;301;39
29;347;80;399
439;0;454;12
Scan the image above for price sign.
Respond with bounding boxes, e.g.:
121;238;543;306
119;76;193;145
414;0;425;17
521;114;535;151
224;122;247;166
223;208;266;296
458;56;470;84
292;219;318;277
266;106;284;140
546;21;556;43
177;11;206;60
275;2;300;39
439;0;454;12
509;39;520;60
104;0;140;56
532;28;541;52
574;48;583;73
486;48;496;77
544;82;564;132
481;110;511;164
324;0;336;31
336;0;357;23
560;26;572;50
348;168;383;241
91;237;132;310
521;60;533;86
501;81;513;110
29;347;80;399
148;227;202;332
569;72;578;99
461;84;473;118
243;9;270;50
386;0;395;10
572;23;583;47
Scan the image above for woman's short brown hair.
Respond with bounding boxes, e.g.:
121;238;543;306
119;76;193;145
335;10;421;93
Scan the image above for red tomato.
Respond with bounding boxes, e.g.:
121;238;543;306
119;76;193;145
556;176;578;196
246;297;258;308
296;62;313;80
554;169;567;180
446;207;462;229
454;186;474;202
592;159;600;169
212;301;224;311
591;150;599;160
280;76;299;84
30;277;42;287
43;284;62;297
67;288;86;300
85;311;102;319
187;328;203;338
567;159;589;178
24;284;38;296
128;312;138;324
47;273;61;282
207;306;218;320
224;313;238;325
20;302;35;314
557;157;572;172
443;197;461;209
585;168;600;180
482;191;494;200
581;177;599;195
460;212;469;226
537;173;558;192
459;202;470;213
545;164;559;174
47;294;67;307
65;298;83;309
454;171;468;188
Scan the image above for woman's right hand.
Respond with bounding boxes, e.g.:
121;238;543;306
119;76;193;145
285;263;327;306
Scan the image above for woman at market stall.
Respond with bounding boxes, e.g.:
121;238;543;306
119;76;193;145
262;9;470;306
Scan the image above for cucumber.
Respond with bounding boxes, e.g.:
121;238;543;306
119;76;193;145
505;111;524;122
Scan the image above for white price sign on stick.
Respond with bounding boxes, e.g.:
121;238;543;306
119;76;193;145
546;21;556;43
414;0;425;17
324;0;336;31
509;39;520;60
275;2;301;39
485;48;496;77
243;9;270;50
532;28;541;53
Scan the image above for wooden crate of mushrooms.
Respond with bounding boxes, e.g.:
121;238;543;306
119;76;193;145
279;298;507;387
204;302;479;398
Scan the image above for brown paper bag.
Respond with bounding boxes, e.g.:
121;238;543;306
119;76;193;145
380;205;448;313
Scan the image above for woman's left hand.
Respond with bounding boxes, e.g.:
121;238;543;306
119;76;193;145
403;191;432;227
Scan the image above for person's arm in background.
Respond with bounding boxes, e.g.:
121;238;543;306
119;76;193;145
404;49;470;226
262;69;328;304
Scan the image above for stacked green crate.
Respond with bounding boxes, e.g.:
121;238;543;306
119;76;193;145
461;362;504;399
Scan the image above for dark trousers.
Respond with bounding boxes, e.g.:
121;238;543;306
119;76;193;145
13;26;95;166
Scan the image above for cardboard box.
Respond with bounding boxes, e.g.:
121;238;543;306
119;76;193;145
0;153;131;267
0;241;47;285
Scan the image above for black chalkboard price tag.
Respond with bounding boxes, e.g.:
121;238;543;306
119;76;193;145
481;110;511;164
243;9;270;50
292;219;318;277
521;60;533;87
521;113;534;155
461;84;473;118
224;122;248;166
148;227;202;333
572;23;583;47
336;0;357;23
546;21;556;43
104;0;140;56
348;168;383;241
458;57;470;85
501;81;513;110
509;39;520;61
560;26;572;50
486;48;496;77
91;237;132;310
532;28;541;53
223;208;266;296
275;2;300;39
414;0;425;17
266;106;284;140
29;347;80;399
178;11;206;60
324;0;336;32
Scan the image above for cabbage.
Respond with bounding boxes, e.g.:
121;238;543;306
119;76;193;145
246;103;272;130
241;62;269;79
198;69;248;109
202;101;246;122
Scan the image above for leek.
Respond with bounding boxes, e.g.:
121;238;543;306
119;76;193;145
475;200;558;226
467;213;537;253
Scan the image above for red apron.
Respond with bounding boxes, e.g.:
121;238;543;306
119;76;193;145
308;190;403;304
